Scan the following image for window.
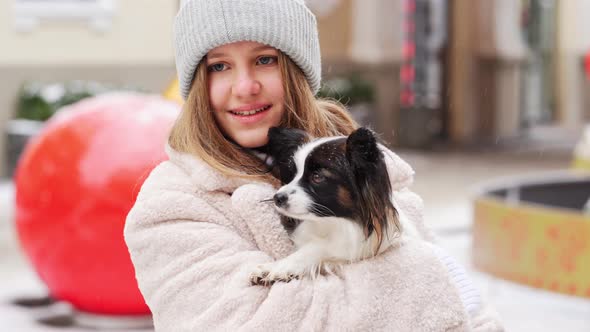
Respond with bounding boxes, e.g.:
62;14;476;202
13;0;116;32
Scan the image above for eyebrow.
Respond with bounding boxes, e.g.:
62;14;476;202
207;45;276;61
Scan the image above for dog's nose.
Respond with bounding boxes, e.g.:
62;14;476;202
273;192;288;207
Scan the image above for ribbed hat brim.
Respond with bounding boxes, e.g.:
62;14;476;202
174;0;321;100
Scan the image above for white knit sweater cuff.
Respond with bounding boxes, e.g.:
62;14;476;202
431;244;483;317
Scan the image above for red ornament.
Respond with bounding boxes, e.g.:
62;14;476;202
585;51;590;80
14;93;180;315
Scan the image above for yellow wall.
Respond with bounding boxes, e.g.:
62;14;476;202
557;1;590;54
555;0;590;126
0;0;177;66
317;0;352;63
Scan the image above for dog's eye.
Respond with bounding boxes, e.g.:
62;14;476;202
311;172;325;184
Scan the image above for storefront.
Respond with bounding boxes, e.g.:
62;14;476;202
448;0;589;145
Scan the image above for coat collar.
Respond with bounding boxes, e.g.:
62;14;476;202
165;144;270;193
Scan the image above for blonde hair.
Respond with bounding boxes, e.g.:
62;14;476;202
168;51;358;182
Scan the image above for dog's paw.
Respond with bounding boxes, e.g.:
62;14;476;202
249;262;303;286
249;264;271;286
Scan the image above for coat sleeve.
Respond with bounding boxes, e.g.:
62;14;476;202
124;160;473;332
381;148;505;331
125;188;371;329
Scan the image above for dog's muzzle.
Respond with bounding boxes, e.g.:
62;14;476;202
273;192;288;208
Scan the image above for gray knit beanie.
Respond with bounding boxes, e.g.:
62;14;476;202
174;0;321;100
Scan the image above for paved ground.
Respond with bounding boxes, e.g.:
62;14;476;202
406;148;590;332
1;148;589;331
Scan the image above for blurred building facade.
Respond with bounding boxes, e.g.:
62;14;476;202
1;0;590;176
0;0;178;177
319;0;590;146
451;0;590;146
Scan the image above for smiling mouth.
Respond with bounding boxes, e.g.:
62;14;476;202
229;105;271;116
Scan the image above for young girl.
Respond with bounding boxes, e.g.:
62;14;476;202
125;0;504;330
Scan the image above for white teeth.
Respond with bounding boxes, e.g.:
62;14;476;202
231;105;270;116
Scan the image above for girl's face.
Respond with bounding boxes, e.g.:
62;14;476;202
206;41;285;148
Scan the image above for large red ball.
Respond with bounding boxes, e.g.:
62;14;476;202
15;93;181;315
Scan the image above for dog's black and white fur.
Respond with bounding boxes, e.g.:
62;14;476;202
250;127;419;285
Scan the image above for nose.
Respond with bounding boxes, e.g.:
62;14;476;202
233;71;261;97
273;192;288;208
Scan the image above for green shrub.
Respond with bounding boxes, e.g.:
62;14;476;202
317;74;375;105
15;81;142;121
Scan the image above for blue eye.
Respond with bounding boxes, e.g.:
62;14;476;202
208;63;227;72
257;56;277;65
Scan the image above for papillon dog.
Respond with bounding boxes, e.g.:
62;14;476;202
250;127;419;285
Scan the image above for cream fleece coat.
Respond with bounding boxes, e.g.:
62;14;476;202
124;145;503;332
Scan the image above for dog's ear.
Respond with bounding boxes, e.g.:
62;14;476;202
267;127;310;183
267;127;310;161
346;127;398;253
345;127;381;169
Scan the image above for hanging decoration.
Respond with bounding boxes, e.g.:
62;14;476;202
400;0;446;109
